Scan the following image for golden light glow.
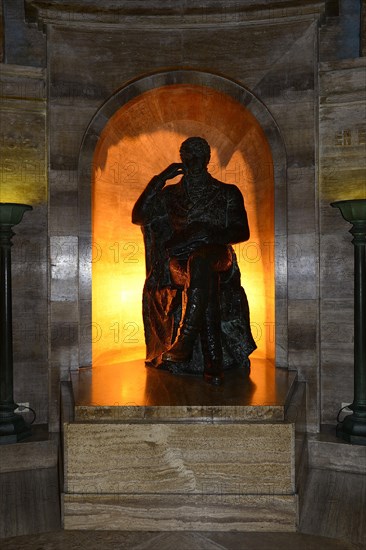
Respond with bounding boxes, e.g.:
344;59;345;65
86;358;278;407
0;176;47;204
92;85;274;367
0;140;47;205
321;182;366;202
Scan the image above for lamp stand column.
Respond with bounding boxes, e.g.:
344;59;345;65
0;203;32;444
332;199;366;445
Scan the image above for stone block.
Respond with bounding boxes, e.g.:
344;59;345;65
288;304;318;352
63;406;297;531
320;234;354;300
50;301;79;324
274;167;287;238
78;236;92;301
13;361;49;425
0;96;46;205
48;102;100;169
64;422;295;496
319;199;362;236
320;298;353;349
0;63;45;100
287;234;318;301
50;236;78;302
79;299;92;367
287;297;319;430
268;101;315;167
2;0;46;67
287;167;316;235
308;433;366;475
0;434;58;473
275;298;288;368
319;103;366;161
48;364;61;432
275;236;287;301
320;169;366;205
254;19;317;102
287;382;308;519
50;321;79;371
304;378;320;433
49;169;78;235
320;353;354;425
319;58;366;104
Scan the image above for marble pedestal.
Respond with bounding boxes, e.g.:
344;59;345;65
63;359;302;531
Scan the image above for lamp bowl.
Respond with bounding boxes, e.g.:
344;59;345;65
0;203;33;226
331;199;366;223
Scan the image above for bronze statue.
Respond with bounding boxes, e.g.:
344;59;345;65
132;137;256;384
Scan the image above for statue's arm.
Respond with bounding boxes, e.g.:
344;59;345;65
132;163;183;226
221;184;250;244
166;186;249;254
132;176;164;226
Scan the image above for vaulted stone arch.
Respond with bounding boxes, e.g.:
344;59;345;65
78;70;287;369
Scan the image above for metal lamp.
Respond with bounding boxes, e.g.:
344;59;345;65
331;199;366;445
0;203;33;444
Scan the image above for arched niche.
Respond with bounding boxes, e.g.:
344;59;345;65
78;70;287;369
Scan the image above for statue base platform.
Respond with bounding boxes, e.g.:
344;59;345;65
62;359;305;531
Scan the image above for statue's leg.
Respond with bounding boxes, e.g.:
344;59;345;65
162;255;209;363
201;272;224;385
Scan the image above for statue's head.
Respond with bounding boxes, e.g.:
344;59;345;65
179;137;211;177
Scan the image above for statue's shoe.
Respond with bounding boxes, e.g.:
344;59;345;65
204;372;224;385
162;344;193;363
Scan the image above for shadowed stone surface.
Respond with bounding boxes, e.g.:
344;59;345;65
0;530;359;550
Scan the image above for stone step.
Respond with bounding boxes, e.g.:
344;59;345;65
63;493;297;531
0;424;58;473
308;424;366;474
63;418;297;531
63;361;300;531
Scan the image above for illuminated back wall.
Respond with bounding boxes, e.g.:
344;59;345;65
92;84;274;367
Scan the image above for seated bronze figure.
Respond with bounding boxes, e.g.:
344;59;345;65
132;137;256;384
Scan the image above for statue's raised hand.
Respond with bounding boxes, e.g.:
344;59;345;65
142;163;184;201
156;163;184;186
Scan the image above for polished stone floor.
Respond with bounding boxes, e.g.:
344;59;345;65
73;358;291;407
0;530;360;549
300;468;366;544
1;463;365;548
